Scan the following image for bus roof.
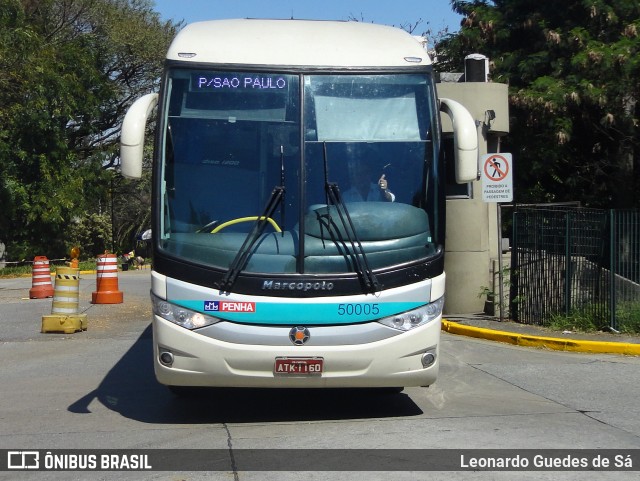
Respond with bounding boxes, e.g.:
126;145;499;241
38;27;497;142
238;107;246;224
166;19;431;68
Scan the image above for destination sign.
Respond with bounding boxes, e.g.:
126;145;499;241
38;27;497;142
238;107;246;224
192;74;287;91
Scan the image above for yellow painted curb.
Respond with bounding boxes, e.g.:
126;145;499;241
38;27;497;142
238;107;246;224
441;320;640;356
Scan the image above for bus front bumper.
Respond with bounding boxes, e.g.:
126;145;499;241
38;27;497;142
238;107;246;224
152;315;440;389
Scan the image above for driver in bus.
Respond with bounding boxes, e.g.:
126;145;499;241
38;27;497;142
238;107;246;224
343;157;395;202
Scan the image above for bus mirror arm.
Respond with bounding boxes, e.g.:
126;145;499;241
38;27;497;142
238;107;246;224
120;93;159;179
439;98;479;183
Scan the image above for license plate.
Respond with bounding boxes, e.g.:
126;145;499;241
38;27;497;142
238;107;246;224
274;357;323;376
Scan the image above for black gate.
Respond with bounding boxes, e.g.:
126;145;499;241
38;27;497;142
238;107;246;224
511;207;640;330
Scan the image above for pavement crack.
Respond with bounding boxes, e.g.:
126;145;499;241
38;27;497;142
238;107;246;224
576;409;608;425
223;423;240;481
468;364;640;439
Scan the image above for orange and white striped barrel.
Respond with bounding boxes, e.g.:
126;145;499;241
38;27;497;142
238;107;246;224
91;253;123;304
51;267;80;315
29;256;54;299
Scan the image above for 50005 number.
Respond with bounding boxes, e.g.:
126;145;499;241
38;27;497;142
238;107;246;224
337;304;380;316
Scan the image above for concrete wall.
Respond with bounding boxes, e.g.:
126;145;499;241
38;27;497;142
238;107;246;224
436;81;509;314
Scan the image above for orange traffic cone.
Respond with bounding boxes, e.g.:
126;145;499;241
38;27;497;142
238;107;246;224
91;253;123;304
29;256;54;299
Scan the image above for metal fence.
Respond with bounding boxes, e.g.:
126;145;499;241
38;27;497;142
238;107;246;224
511;206;640;330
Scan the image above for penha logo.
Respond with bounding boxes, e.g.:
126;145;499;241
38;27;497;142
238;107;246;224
204;301;256;313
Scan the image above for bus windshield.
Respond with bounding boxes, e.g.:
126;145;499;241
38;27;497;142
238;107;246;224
159;69;441;276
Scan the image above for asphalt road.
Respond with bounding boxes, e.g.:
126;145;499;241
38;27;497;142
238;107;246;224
1;270;640;480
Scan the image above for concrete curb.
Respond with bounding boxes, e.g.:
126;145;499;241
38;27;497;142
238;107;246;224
441;320;640;356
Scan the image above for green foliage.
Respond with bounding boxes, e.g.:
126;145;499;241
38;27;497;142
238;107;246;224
437;0;640;208
547;309;606;332
112;170;152;255
0;0;178;261
65;212;112;259
548;302;640;334
616;302;640;334
0;264;34;278
0;259;97;278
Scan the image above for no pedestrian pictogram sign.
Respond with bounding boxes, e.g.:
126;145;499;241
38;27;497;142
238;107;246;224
482;153;513;202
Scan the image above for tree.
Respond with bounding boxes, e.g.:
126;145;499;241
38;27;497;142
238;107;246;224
0;0;179;260
437;0;640;208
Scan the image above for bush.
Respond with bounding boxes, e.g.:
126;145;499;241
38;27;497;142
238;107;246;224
547;303;640;334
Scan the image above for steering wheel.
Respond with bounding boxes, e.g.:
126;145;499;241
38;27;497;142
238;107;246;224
210;216;282;233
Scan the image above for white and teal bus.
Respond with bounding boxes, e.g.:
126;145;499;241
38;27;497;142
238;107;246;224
120;19;477;393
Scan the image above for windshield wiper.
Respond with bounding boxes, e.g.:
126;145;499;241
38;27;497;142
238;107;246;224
322;143;379;293
218;185;285;293
324;183;380;293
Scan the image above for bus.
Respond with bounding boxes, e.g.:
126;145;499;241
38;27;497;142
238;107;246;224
120;19;478;393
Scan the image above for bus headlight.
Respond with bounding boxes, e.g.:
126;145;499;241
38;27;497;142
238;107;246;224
378;297;444;331
151;293;220;330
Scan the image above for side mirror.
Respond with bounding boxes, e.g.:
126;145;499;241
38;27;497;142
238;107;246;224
440;98;479;183
120;93;159;179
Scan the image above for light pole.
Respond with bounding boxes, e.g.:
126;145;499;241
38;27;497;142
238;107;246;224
110;174;115;253
106;166;117;254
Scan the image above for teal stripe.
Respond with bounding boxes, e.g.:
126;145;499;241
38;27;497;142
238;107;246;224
175;299;425;325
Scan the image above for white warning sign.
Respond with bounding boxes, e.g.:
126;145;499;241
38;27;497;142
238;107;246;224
481;153;513;202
